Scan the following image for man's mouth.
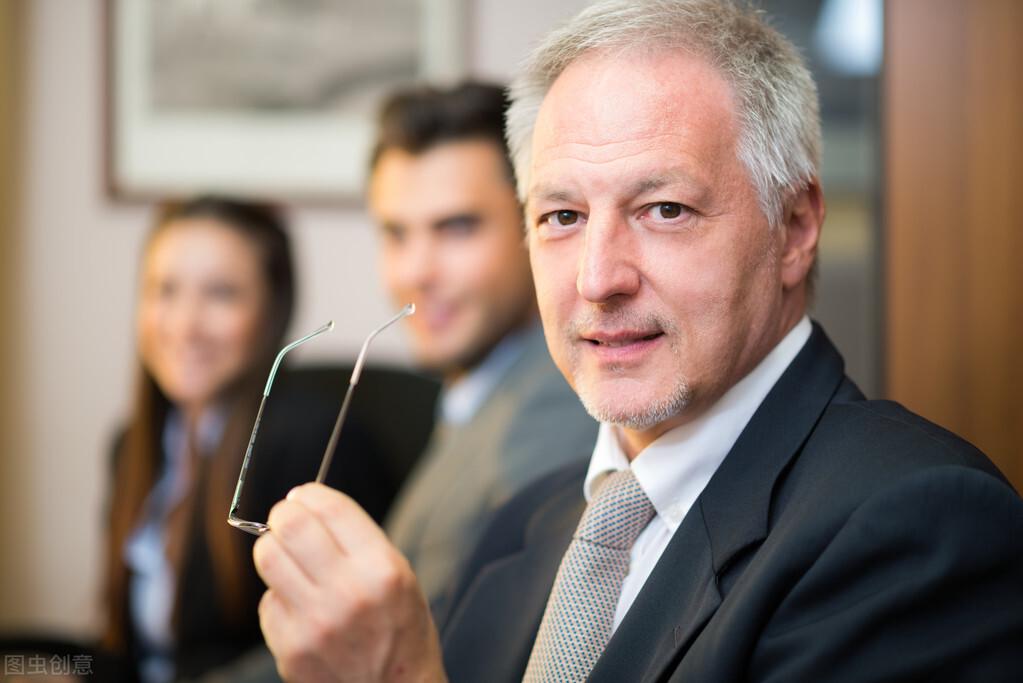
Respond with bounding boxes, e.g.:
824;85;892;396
412;301;459;333
583;330;664;347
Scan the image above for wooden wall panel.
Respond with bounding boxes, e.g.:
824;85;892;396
885;0;1023;490
0;0;25;623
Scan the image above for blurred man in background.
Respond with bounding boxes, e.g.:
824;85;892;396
367;82;597;612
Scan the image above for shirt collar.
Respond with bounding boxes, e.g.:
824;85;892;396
439;324;535;426
157;405;227;511
162;405;227;464
583;316;813;530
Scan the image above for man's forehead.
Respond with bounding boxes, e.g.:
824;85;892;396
533;49;738;149
526;50;739;202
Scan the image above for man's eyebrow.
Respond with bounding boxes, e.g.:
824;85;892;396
528;184;577;204
528;171;705;206
628;171;702;196
433;212;481;230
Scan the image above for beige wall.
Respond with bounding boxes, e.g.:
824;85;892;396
0;0;591;638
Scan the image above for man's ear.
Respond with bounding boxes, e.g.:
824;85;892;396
780;180;824;291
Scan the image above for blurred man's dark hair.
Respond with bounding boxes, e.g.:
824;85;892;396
368;82;514;184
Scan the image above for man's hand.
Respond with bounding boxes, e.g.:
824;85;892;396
253;483;447;683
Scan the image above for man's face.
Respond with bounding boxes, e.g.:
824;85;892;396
370;139;536;376
526;50;815;454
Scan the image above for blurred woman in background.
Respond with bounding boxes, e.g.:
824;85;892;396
98;196;391;682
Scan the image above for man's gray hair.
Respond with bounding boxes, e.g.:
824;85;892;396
506;0;820;227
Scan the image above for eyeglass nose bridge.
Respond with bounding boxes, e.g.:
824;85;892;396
229;518;271;536
228;304;415;537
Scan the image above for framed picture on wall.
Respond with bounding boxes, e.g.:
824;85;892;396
106;0;466;202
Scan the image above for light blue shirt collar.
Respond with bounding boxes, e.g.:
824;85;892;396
124;404;227;683
439;324;535;426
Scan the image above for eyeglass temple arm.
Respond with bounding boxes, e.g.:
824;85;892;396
229;320;335;520
264;320;336;396
316;303;415;483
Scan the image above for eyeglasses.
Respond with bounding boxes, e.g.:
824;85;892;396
228;304;415;536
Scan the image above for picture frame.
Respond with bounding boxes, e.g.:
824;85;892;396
106;0;466;203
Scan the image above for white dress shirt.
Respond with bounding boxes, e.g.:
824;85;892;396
582;316;812;631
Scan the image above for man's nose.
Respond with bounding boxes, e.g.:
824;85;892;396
396;235;438;291
576;217;641;303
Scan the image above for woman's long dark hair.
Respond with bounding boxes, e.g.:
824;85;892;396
101;196;294;653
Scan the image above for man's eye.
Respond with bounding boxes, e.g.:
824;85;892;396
379;224;405;244
155;282;176;300
440;216;480;235
545;210;580;226
208;284;241;302
655;203;684;219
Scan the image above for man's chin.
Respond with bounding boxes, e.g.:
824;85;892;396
413;334;501;378
413;346;473;378
576;379;692;431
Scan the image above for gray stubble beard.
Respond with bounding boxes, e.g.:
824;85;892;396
565;309;692;431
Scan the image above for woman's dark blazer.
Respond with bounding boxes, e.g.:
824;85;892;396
102;365;438;682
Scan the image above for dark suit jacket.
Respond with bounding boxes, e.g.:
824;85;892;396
439;324;1023;682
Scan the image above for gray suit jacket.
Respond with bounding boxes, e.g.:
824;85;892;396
385;324;598;609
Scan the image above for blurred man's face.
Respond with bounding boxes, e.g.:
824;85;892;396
370;139;536;377
526;50;818;456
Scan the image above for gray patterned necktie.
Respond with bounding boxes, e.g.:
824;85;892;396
523;468;655;682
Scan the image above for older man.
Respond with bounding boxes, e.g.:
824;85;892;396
252;2;1023;681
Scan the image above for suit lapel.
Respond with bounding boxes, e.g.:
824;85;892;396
594;324;847;682
589;501;721;682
